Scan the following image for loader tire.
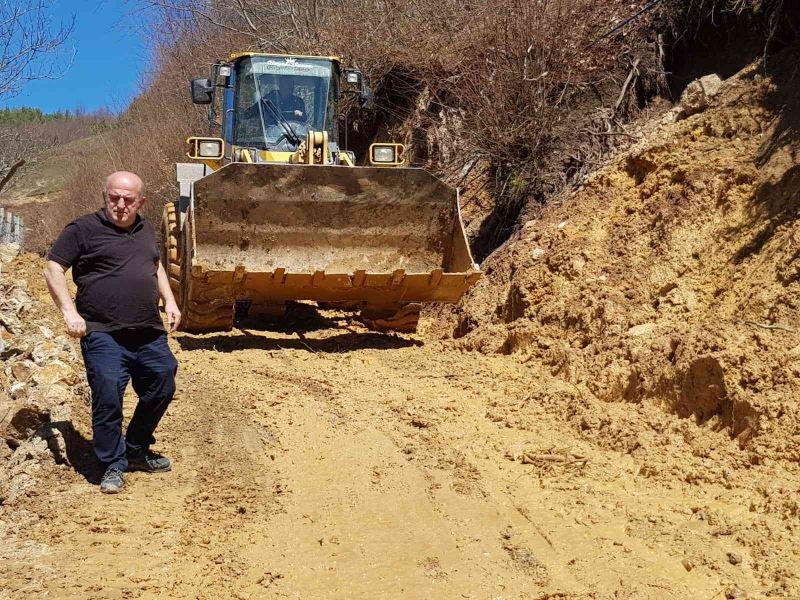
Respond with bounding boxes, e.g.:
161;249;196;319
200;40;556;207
177;207;234;333
160;202;182;300
360;303;421;333
180;299;235;333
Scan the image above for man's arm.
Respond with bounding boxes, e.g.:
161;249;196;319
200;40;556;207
43;260;86;338
157;262;181;332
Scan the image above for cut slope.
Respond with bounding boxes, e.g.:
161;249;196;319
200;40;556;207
454;47;800;470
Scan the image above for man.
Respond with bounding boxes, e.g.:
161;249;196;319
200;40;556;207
272;76;307;121
243;75;307;128
43;171;181;494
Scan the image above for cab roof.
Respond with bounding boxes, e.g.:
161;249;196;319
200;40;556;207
228;52;341;63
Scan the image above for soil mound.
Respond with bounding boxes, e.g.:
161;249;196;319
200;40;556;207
454;48;800;471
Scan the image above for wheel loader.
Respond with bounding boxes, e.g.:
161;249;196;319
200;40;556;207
162;52;481;333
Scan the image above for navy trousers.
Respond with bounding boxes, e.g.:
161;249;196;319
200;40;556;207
80;329;178;471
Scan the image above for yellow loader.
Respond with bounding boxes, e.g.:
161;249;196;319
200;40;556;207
162;52;480;333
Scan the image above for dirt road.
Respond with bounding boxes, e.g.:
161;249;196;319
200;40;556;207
3;303;794;599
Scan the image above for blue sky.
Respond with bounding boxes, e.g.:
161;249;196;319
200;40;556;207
3;0;149;114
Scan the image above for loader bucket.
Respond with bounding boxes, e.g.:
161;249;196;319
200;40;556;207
182;162;481;329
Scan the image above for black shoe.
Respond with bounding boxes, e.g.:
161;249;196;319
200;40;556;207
127;449;172;473
100;466;125;494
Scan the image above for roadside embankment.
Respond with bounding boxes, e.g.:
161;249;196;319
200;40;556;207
0;252;89;504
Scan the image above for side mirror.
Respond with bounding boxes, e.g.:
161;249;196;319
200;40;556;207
191;78;214;105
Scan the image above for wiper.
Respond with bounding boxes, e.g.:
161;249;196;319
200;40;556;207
261;97;301;146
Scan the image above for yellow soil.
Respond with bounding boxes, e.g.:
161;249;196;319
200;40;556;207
3;51;800;600
0;304;796;598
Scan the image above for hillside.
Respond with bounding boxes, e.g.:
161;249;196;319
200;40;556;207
454;45;800;469
0;134;109;254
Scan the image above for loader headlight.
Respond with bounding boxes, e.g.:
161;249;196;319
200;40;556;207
369;143;405;166
372;146;395;162
218;65;231;77
344;68;362;85
199;140;222;157
186;136;225;160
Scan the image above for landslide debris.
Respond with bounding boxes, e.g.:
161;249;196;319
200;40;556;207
0;250;88;505
449;44;800;526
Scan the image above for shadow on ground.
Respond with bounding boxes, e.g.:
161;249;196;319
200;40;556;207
178;302;422;353
49;420;103;485
175;330;422;353
235;302;344;334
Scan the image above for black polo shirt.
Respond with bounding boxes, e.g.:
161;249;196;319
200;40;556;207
47;209;164;333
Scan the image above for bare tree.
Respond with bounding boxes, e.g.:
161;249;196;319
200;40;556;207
0;0;74;98
0;0;73;191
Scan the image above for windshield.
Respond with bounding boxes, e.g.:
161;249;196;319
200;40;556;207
233;56;333;151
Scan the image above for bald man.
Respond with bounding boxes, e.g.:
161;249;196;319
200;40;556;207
44;171;181;493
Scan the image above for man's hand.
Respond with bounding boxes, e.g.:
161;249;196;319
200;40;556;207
164;301;181;333
44;260;86;338
63;309;87;338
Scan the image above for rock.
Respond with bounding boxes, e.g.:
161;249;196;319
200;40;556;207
0;439;12;461
676;81;707;119
0;312;22;334
31;360;77;387
0;399;51;447
31;341;62;366
10;359;37;383
0;337;30;362
0;260;82;506
725;585;747;599
37;325;55;339
675;74;722;121
570;257;586;274
0;243;20;265
531;248;545;260
681;558;694;571
37;383;74;406
0;392;11;420
9;382;27;400
0;435;53;504
40;420;75;466
699;73;723;98
7;286;30;305
627;323;657;337
727;551;742;565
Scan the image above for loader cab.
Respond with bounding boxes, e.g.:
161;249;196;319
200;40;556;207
189;53;364;166
190;52;389;167
229;55;339;153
